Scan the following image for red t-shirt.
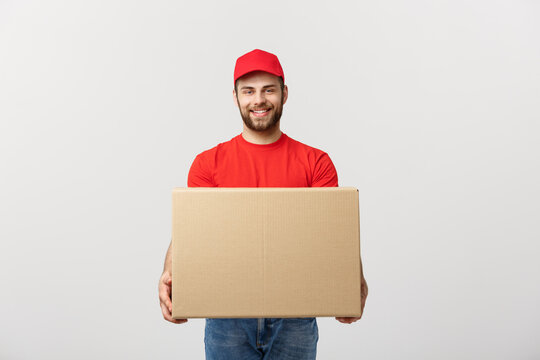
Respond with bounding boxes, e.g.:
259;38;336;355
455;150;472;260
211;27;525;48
187;132;338;188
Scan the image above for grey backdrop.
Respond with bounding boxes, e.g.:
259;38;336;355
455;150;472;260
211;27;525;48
1;0;539;359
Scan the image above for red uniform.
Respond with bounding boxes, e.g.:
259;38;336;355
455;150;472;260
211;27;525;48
188;132;338;188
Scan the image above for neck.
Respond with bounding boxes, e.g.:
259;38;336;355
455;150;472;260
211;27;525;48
241;123;282;144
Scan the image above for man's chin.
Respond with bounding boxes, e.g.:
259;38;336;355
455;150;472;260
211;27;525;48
243;118;268;130
251;118;271;128
251;124;275;132
241;110;281;132
246;121;278;132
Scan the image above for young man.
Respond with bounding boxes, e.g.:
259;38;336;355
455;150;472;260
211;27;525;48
158;49;368;359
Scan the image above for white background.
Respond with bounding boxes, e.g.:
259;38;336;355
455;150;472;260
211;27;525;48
1;0;539;359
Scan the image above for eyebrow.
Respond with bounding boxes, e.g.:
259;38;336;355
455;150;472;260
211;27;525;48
240;84;278;90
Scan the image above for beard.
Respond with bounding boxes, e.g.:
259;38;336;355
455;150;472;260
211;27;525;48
238;94;284;132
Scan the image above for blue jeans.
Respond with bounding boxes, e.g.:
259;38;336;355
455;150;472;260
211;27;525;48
204;317;319;360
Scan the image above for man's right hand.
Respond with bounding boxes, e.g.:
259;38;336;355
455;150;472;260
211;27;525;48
159;271;188;324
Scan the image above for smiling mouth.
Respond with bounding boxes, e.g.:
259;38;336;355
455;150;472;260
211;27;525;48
250;109;270;117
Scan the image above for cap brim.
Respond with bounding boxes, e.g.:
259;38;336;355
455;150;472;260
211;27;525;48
234;68;283;83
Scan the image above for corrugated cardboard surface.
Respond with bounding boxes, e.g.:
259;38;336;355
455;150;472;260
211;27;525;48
171;187;362;319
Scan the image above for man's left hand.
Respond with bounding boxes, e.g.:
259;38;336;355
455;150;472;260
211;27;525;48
335;276;368;324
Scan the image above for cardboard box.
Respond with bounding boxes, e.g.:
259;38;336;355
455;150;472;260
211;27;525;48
171;187;362;319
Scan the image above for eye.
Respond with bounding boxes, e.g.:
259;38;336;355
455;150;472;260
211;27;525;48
266;89;274;93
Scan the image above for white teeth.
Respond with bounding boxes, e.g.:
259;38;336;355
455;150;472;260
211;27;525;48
252;110;268;113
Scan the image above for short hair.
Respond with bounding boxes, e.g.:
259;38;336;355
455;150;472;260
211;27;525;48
234;76;285;95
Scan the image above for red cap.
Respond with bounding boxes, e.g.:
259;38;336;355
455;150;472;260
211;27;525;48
234;49;284;84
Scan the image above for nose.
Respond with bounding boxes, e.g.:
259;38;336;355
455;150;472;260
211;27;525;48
253;91;266;105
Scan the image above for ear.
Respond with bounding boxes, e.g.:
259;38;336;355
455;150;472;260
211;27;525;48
232;89;239;107
282;85;289;105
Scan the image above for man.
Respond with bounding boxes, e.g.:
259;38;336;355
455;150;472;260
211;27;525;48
158;49;368;359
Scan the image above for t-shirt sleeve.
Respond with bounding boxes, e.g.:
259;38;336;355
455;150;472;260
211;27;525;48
187;153;215;187
312;152;339;187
